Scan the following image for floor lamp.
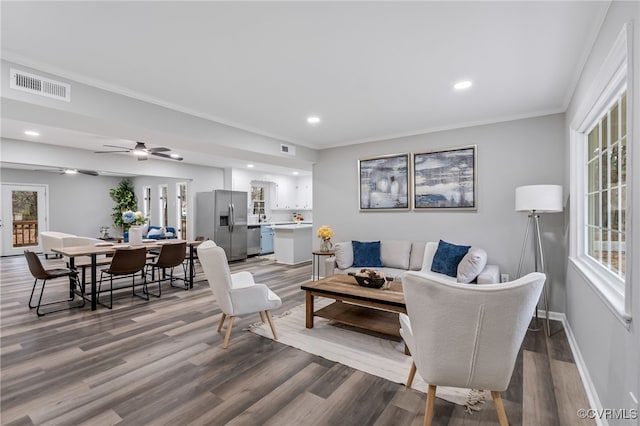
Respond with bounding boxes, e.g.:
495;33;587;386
515;184;563;336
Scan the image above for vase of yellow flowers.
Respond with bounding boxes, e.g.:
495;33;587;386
317;225;335;252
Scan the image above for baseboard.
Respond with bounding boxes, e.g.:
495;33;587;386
553;312;607;426
535;308;565;321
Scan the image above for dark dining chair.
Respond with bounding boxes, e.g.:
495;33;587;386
24;250;85;316
97;247;148;309
145;241;187;297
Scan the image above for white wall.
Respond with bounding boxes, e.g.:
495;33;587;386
564;1;640;416
0;167;121;237
314;113;566;311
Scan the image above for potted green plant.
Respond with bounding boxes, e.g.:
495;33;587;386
109;179;138;232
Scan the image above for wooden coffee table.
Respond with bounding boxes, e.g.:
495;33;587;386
300;274;406;337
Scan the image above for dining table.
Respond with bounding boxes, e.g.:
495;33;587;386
52;240;203;311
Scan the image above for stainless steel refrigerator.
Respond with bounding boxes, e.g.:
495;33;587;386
196;190;248;261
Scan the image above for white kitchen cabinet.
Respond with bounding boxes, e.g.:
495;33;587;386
295;175;313;209
269;175;313;210
270;176;296;209
273;224;312;264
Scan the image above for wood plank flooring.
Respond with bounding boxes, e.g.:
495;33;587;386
0;254;594;425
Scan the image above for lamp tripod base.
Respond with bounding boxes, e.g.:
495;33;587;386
517;213;552;337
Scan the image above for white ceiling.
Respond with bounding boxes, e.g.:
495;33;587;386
1;1;609;153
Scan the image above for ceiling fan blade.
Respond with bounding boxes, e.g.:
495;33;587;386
78;169;99;176
147;147;171;153
103;144;132;150
94;150;130;154
151;152;183;161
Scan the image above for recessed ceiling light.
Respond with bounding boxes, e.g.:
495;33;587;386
24;130;40;136
292;171;299;175
247;164;255;168
453;80;472;90
64;169;78;174
307;116;321;124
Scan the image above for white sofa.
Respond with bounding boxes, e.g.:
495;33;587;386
325;240;500;284
40;231;75;258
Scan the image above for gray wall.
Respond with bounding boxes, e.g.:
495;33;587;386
314;113;566;312
564;1;639;416
1;168;120;237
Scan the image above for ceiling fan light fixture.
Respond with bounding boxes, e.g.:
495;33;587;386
133;142;148;155
453;80;473;90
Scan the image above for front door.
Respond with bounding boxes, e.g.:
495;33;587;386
1;184;48;256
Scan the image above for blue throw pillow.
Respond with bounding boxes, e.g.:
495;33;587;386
431;240;471;277
352;241;383;267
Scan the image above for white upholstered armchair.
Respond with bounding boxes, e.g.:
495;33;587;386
400;271;545;426
197;240;282;349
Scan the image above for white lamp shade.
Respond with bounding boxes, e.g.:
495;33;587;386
515;185;563;213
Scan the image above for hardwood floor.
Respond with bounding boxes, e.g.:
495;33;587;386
0;254;594;425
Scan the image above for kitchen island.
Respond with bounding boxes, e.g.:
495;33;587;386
273;224;312;265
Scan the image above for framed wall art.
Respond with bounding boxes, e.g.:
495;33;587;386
358;153;410;211
413;145;477;210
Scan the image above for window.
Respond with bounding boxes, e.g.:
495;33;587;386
143;186;151;219
251;185;265;215
569;24;631;323
585;91;627;279
177;182;187;240
159;185;168;227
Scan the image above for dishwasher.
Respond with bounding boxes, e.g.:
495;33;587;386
247;225;261;256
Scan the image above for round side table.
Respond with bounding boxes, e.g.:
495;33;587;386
311;250;335;281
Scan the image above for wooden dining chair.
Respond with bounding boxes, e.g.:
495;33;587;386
97;247;148;309
24;250;85;316
145;241;187;297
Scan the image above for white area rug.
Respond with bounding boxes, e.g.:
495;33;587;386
249;301;488;410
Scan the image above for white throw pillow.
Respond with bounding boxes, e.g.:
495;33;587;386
140;224;149;237
457;247;488;283
409;242;426;271
380;240;411;269
334;242;354;270
147;227;164;237
420;242;439;272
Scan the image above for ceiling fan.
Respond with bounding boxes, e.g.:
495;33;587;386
34;167;99;176
94;141;183;161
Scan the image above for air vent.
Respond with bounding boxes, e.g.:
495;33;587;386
10;68;71;102
280;144;296;156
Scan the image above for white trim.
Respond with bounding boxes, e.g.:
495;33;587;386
560;313;607;426
568;23;632;322
569;257;631;326
570;25;629;130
